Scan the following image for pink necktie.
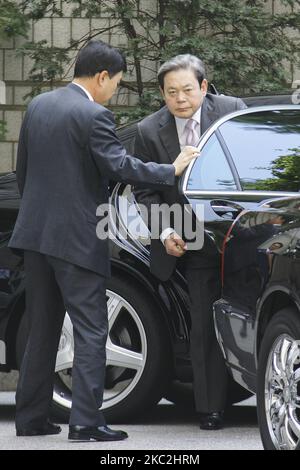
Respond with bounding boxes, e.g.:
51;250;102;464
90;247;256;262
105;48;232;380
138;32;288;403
184;119;199;146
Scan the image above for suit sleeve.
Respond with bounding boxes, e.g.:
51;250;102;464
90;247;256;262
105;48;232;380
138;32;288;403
236;97;247;110
16;111;29;196
89;108;175;189
133;123;174;234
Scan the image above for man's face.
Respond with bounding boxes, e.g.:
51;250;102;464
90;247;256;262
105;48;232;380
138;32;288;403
161;68;208;119
95;71;123;104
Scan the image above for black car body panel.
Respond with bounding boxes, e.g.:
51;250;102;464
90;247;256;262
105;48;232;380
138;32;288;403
214;199;300;392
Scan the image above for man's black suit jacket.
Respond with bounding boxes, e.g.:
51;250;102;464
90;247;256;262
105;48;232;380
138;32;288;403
134;93;247;281
9;83;176;277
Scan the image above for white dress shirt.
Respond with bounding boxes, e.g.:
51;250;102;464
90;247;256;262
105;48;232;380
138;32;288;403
160;107;201;245
72;82;94;102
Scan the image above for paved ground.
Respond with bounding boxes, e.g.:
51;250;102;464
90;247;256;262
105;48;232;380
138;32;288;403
0;393;262;450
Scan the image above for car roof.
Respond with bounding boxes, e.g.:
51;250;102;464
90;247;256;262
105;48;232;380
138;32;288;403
243;94;296;107
200;104;300;130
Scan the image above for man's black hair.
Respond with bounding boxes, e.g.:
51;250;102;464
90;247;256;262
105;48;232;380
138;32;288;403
74;40;127;78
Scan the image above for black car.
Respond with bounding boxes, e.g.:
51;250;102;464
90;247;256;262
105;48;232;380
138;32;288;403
214;197;300;450
0;103;299;449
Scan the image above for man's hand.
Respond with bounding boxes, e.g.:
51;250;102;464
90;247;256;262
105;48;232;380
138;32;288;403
164;232;187;257
173;146;199;176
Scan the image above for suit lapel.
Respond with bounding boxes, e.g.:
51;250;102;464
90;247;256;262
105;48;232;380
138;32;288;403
201;95;219;134
158;109;181;163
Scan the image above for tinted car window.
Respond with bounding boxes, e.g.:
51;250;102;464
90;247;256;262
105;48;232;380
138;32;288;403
187;133;237;191
219;109;300;191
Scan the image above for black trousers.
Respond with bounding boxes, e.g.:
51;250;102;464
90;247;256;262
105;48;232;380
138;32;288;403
185;255;228;413
16;250;108;429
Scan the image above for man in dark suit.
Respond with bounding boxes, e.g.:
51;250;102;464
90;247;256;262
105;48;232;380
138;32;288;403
134;54;247;430
9;41;199;442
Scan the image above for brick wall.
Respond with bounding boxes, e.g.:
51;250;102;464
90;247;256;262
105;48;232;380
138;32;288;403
1;0;299;174
1;0;299;175
0;0;150;173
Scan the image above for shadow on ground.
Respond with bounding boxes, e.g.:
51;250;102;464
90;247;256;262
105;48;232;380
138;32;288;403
0;393;257;428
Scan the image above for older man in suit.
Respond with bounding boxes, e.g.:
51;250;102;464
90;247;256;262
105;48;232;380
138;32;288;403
134;54;247;430
9;41;198;442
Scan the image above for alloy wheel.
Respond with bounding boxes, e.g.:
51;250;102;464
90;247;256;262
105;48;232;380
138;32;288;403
53;289;147;412
265;335;300;450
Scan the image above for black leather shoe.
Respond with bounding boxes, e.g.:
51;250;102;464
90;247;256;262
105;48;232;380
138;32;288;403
68;425;128;442
16;420;62;436
199;411;224;430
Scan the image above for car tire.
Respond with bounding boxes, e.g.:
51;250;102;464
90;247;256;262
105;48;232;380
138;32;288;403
257;307;300;450
51;275;173;423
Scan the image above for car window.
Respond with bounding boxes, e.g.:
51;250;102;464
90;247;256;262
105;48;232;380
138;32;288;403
186;133;237;191
219;109;300;192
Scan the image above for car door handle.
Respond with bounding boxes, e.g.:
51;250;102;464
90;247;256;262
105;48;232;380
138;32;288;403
221;305;251;320
210;201;243;218
211;204;240;214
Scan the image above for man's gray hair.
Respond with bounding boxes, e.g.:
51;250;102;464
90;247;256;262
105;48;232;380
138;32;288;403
157;54;206;90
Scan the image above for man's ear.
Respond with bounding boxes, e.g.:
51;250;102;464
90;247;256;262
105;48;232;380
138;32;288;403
98;70;109;85
201;79;208;95
159;86;165;100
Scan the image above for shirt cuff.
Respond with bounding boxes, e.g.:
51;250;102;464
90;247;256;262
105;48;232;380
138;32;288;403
160;228;175;245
